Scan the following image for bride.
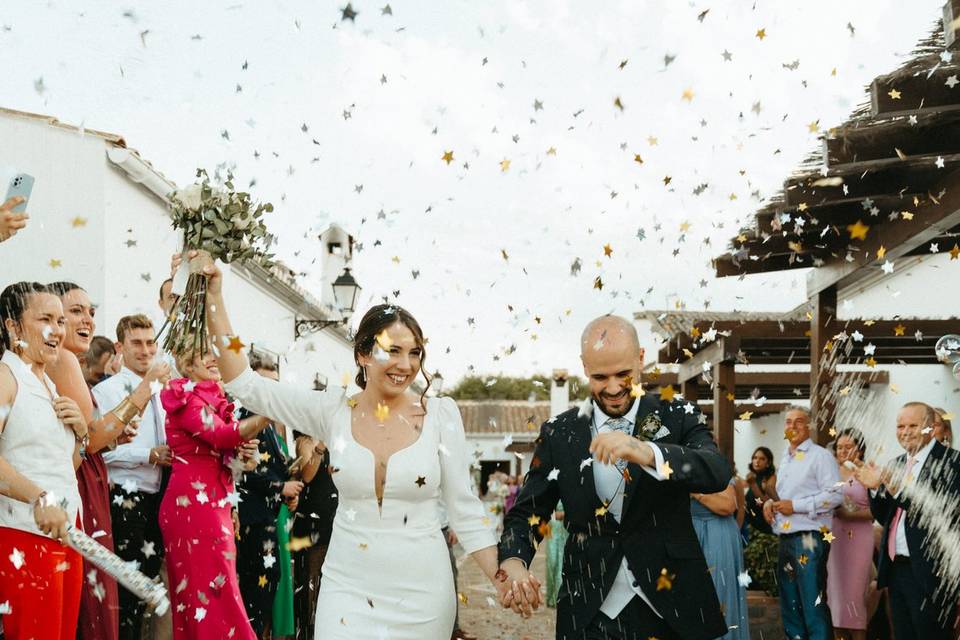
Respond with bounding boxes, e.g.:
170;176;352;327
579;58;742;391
183;251;526;638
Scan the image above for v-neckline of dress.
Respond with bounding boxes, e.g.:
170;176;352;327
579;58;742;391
348;397;430;514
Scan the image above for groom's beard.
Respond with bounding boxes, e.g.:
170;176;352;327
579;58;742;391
593;389;633;418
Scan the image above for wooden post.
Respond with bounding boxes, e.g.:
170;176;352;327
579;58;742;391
810;285;838;445
713;361;735;467
681;378;699;403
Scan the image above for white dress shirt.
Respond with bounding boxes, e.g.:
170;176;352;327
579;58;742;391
93;367;166;494
591;400;667;619
773;438;842;534
893;437;937;557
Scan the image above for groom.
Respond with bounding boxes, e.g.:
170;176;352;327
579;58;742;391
498;315;731;640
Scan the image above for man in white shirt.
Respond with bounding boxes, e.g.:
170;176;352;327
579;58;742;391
858;401;960;640
92;314;171;640
498;315;731;640
761;406;842;640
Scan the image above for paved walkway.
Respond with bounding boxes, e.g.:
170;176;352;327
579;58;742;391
456;549;556;640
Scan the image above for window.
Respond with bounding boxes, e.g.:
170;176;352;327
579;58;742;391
327;242;343;256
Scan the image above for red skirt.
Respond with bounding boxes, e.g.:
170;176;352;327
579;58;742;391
76;451;120;640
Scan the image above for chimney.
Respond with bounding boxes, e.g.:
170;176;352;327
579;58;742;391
551;369;569;417
317;224;353;309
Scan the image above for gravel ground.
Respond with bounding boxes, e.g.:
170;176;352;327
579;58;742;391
455;550;557;640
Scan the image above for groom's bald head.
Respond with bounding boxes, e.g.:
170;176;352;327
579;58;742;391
580;315;643;418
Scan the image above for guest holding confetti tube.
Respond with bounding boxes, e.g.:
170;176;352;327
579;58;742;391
0;282;84;640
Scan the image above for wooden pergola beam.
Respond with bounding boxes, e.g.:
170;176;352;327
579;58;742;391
676;337;740;383
871;65;960;116
807;168;960;296
698;402;793;417
810;286;838;445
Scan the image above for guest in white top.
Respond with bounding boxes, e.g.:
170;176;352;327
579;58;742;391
92;313;171;640
0;281;87;639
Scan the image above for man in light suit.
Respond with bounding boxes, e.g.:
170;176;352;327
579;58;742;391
857;401;960;640
498;315;731;640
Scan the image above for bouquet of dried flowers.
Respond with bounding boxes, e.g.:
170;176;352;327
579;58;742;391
163;169;275;358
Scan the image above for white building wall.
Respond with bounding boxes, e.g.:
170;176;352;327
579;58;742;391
0;110;357;410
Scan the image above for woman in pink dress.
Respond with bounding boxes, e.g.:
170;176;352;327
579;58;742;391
158;350;267;639
826;428;875;640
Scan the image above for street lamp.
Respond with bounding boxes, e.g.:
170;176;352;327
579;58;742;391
431;370;444;395
294;267;362;339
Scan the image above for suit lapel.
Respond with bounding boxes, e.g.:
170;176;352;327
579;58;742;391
566;411;606;512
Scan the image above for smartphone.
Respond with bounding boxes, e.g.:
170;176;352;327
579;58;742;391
4;173;34;213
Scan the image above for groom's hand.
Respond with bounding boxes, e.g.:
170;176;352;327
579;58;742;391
590;431;653;467
497;558;542;617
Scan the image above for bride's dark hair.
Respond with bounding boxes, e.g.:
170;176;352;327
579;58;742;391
353;304;432;406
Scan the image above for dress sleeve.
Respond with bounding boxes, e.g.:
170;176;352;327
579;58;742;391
223;366;336;443
436;397;497;554
179;402;246;451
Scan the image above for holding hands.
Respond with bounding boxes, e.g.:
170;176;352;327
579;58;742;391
496;558;543;618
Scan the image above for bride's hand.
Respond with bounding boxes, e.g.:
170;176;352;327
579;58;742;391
170;250;224;296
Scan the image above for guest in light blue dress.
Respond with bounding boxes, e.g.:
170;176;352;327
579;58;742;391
691;481;750;640
545;501;569;608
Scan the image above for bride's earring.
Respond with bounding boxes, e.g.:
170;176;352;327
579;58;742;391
360;366;367;384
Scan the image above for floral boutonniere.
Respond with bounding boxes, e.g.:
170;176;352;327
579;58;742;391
637;413;664;441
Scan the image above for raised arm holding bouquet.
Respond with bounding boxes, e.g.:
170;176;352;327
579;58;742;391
163;169;275;359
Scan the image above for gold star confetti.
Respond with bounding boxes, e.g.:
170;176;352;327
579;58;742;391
877;245;886;259
441;150;454;165
633;153;643;164
613;96;625;111
593;276;603;290
659;385;676;402
603;243;613;257
546;146;557;156
797;202;808;212
226;336;246;354
647;135;658;146
807;120;819;133
630;382;645;398
865;356;877;368
70;216;87;227
950;244;960;260
888;88;901;100
893;323;906;336
374;402;390;423
823;531;835;543
458;593;468;605
659;461;673;479
828;426;838;437
726;392;735;402
656;568;674;591
499;158;511;172
595;504;608;517
739;411;753;420
681;87;694;102
375;329;393;350
662;175;672;186
679;221;692;233
847;220;869;240
258;575;268;588
755;28;766;40
527;514;541;526
798;554;809;566
781;520;792;531
49;258;62;268
347;397;359;409
415;476;426;487
795;451;805;461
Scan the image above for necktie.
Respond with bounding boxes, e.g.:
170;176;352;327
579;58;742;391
887;455;917;560
605;417;633;472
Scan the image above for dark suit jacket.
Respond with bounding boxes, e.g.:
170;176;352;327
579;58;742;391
237;412;289;525
499;394;732;640
870;440;960;608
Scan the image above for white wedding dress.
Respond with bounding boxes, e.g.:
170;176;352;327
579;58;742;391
225;368;497;639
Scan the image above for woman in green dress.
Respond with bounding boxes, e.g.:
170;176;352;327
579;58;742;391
272;426;295;637
545;502;568;608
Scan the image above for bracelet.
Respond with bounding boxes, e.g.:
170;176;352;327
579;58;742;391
110;396;144;425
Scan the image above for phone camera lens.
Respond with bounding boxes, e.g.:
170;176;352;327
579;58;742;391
13;177;21;187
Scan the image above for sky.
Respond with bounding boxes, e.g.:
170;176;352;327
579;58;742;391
0;0;945;382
